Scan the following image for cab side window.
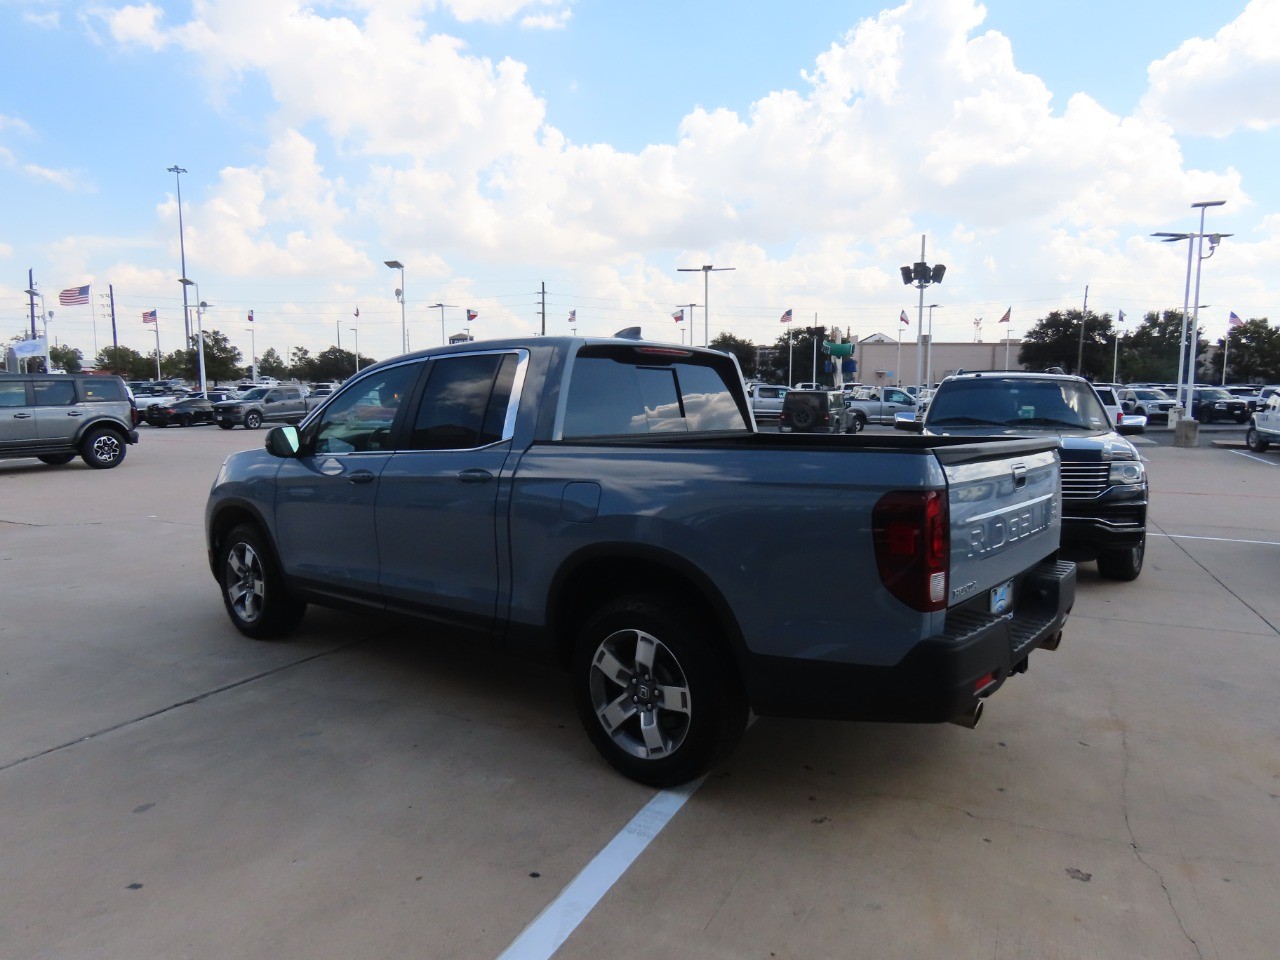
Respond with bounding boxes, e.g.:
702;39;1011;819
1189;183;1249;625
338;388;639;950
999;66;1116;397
310;365;418;454
406;353;517;451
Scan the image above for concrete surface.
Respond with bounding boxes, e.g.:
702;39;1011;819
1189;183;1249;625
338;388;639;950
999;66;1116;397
1;427;1277;960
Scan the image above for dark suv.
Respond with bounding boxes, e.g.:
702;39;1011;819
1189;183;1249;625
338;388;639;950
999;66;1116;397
779;389;856;433
901;371;1147;581
0;373;139;468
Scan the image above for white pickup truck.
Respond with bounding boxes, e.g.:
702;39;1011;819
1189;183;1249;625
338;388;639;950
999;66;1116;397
1246;394;1280;452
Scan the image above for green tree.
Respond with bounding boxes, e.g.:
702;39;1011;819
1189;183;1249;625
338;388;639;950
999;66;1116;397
49;344;83;373
1208;317;1279;383
1018;310;1116;379
95;345;154;379
760;326;830;386
257;347;288;380
1115;310;1207;384
289;347;316;382
159;330;243;383
709;333;757;379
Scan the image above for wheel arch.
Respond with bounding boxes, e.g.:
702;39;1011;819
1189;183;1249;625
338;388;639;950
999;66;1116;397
206;501;278;579
546;545;748;680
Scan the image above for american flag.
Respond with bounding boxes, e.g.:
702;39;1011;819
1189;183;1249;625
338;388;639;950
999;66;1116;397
1229;311;1243;329
568;309;576;323
780;308;792;323
142;310;157;324
467;309;478;322
998;307;1011;323
1118;309;1126;323
899;310;909;326
60;285;90;305
672;309;684;323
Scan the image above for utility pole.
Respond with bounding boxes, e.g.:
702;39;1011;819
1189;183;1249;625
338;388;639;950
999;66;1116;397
540;282;546;336
1076;285;1089;375
108;286;119;373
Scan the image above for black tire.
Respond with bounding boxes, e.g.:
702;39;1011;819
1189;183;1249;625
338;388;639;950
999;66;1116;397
37;453;75;466
79;427;127;469
853;412;868;431
572;594;748;787
244;411;263;430
179;414;193;427
217;523;306;639
218;421;235;430
1245;426;1270;452
1097;536;1145;582
1234;412;1250;424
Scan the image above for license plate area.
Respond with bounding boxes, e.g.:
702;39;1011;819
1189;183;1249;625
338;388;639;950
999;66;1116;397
990;578;1014;615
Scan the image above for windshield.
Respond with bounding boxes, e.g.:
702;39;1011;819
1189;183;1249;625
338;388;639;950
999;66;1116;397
240;388;268;401
927;377;1111;430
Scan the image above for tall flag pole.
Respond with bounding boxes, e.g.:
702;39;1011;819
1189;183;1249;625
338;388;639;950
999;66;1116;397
897;310;909;385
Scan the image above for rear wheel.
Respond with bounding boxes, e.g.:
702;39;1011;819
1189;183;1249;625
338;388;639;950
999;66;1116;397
217;523;306;639
1245;426;1270;452
790;406;815;430
853;412;868;431
572;594;747;787
1098;536;1145;581
80;428;126;469
179;414;193;427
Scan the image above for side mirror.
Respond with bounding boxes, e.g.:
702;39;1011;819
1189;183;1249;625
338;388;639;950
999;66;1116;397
894;412;923;433
265;425;301;458
1117;414;1147;436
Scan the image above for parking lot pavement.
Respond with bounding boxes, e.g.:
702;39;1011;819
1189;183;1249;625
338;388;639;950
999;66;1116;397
2;428;1278;959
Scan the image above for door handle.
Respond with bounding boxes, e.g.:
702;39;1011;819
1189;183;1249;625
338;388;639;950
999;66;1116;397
13;412;33;419
458;468;493;484
67;411;84;417
346;470;376;485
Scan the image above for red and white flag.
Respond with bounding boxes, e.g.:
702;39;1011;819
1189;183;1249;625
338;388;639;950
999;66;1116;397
899;310;909;326
467;309;478;322
672;309;683;323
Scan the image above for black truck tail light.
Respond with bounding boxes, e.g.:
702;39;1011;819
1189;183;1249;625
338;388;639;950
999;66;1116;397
873;489;949;612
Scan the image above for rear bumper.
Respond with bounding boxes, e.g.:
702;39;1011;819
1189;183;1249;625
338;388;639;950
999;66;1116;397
741;558;1075;723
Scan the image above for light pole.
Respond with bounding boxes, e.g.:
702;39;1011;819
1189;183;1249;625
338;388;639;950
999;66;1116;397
899;236;945;389
677;303;699;346
350;327;359;374
1152;201;1229;413
429;303;457;346
167;165;192;346
925;304;939;388
180;278;207;392
384;260;406;353
677;264;735;347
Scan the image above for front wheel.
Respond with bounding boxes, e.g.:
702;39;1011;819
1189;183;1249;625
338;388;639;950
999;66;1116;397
572;594;747;787
1098;536;1145;581
1245;426;1270;452
244;411;263;429
38;453;75;466
218;523;306;639
218;421;235;430
80;428;126;469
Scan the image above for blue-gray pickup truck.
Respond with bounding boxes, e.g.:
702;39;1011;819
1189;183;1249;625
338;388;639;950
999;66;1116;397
205;336;1074;785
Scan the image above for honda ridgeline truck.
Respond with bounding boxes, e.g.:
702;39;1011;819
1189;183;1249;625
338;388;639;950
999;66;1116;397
205;337;1074;786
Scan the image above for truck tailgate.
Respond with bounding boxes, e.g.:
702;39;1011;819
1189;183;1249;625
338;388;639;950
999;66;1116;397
935;439;1061;607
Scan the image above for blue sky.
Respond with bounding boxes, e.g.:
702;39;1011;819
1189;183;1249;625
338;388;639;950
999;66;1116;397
2;0;1277;367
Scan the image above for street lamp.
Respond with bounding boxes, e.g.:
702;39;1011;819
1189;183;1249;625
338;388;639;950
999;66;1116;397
899;236;946;389
1152;201;1229;414
167;165;192;346
384;260;406;353
677;264;735;347
429;302;457;346
350;327;359;374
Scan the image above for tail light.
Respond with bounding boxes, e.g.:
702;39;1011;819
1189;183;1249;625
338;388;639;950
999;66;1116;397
873;489;949;612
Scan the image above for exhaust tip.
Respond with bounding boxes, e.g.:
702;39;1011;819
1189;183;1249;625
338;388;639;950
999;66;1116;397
1039;630;1063;652
949;700;984;729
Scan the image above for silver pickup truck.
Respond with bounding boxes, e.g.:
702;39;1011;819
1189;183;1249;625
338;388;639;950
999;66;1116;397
205;337;1074;786
845;386;921;429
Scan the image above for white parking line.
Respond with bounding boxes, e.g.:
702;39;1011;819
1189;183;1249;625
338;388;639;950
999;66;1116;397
496;777;706;960
1151;532;1280;547
1230;449;1279;466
